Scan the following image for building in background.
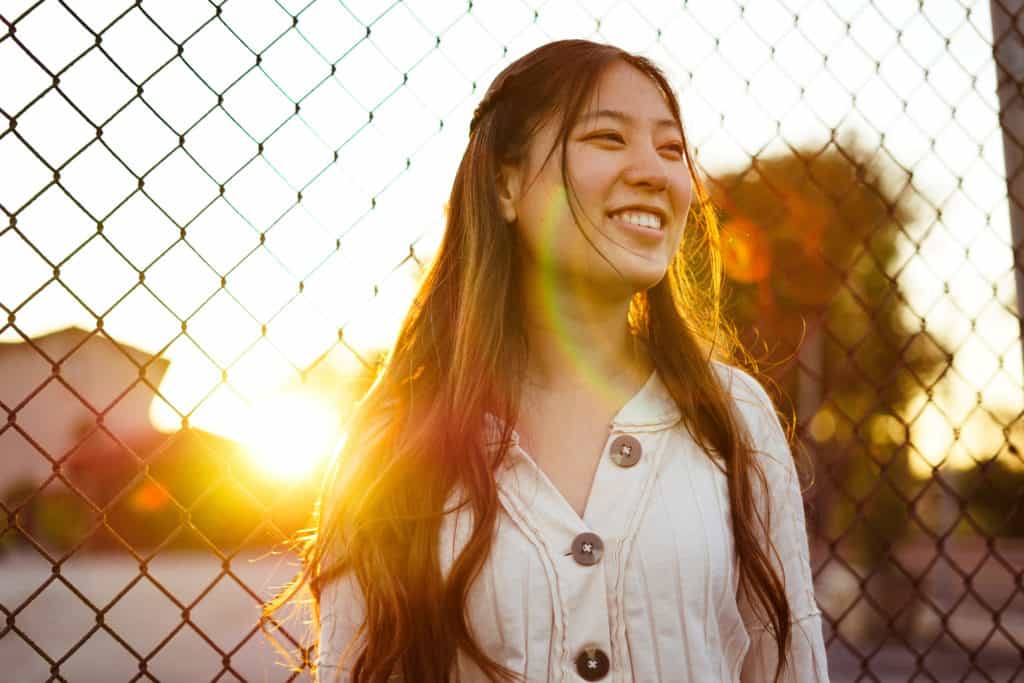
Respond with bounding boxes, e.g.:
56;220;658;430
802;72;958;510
1;326;343;554
0;326;169;489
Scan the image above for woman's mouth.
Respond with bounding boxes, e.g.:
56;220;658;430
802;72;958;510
607;209;665;241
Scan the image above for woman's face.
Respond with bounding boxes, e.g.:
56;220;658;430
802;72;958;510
498;59;693;297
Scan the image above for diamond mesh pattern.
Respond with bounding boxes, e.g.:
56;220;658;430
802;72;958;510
1;1;1022;680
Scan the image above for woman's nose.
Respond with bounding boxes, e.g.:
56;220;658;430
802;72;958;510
623;144;669;190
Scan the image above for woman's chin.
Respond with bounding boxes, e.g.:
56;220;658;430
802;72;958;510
629;273;669;294
618;261;671;292
551;257;670;298
592;267;670;298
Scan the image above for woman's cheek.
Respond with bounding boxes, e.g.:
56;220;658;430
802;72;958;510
569;145;615;181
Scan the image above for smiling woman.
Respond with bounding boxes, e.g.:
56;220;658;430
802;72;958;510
263;39;829;682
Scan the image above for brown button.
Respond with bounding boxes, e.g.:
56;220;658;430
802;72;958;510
575;646;610;680
571;532;604;566
609;434;642;467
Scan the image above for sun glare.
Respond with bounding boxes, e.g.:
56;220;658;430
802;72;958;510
149;371;345;481
241;393;342;481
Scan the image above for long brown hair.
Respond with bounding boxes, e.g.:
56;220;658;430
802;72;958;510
263;39;794;682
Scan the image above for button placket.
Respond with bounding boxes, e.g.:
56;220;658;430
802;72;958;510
502;427;662;681
590;429;667;681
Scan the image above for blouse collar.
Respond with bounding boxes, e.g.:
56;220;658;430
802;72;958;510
483;369;682;456
610;370;682;430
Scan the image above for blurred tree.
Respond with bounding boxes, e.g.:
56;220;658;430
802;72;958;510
958;410;1024;537
708;134;950;641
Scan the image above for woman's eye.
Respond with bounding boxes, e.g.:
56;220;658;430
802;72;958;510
587;133;684;158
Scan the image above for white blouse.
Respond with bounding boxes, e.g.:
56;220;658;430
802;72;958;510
318;362;830;682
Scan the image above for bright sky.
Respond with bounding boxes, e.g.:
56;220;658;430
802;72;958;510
0;0;1018;479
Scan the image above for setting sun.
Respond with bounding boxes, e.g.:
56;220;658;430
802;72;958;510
151;378;343;481
241;393;342;481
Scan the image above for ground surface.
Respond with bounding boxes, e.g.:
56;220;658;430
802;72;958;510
1;541;1021;682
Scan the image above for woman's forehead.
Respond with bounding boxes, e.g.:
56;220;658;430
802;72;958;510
516;60;680;167
578;62;678;130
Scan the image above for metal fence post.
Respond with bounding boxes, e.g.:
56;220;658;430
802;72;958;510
991;0;1024;372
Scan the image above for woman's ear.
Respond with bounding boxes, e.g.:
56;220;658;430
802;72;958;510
495;162;520;224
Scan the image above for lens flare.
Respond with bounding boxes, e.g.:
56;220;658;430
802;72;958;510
532;186;637;405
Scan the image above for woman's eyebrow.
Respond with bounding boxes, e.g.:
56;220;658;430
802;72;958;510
575;109;681;134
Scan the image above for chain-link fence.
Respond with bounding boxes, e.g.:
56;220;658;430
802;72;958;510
1;0;1022;680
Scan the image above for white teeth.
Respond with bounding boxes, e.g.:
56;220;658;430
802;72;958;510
611;210;662;230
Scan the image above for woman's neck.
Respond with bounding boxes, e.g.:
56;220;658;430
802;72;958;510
518;265;651;397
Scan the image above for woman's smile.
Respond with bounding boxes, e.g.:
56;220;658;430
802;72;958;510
607;207;669;243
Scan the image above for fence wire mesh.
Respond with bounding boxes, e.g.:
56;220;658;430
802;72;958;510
1;0;1022;681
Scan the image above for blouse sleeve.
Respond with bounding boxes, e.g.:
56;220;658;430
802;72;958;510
316;417;405;682
316;558;407;682
729;369;831;682
317;570;367;683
